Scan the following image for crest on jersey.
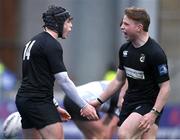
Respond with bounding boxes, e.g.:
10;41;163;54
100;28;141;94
123;50;128;57
158;64;168;76
140;53;145;62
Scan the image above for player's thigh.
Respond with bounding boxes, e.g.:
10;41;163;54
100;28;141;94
28;100;61;129
39;122;63;139
118;112;143;139
22;128;42;139
141;123;158;139
75;120;105;139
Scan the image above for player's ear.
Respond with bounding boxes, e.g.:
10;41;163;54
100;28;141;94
137;23;143;32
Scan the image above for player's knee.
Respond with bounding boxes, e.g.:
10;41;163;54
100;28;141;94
100;131;108;139
118;128;131;139
90;131;107;139
93;131;105;139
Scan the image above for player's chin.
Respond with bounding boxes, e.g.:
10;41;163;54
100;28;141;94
62;32;70;39
61;35;67;39
123;34;129;40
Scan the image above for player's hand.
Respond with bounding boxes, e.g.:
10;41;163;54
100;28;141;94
57;106;71;121
80;104;99;120
88;99;101;109
138;112;157;133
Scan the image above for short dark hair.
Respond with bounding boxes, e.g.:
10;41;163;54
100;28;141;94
124;7;150;32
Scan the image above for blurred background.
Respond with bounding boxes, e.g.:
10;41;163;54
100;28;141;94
0;0;180;139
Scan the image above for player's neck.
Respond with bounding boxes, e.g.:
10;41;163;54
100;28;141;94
44;27;58;39
132;32;149;48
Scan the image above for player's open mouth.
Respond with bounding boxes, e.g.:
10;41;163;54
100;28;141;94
123;32;127;35
123;32;128;37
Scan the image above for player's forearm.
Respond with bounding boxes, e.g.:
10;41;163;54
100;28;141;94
99;70;126;103
99;79;123;103
55;72;87;108
153;80;170;112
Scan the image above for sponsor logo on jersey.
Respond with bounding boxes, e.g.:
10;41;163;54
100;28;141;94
124;66;145;79
140;53;145;63
158;64;168;76
135;105;142;110
123;50;128;57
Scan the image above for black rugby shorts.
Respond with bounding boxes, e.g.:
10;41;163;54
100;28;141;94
16;95;61;129
118;103;162;126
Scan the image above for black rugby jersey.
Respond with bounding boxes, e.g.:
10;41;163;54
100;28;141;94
118;37;169;104
17;32;66;98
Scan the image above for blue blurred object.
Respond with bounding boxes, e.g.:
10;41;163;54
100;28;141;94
0;62;17;97
1;70;17;92
160;105;180;127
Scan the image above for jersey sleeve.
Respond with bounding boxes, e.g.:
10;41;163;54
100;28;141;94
150;49;170;84
118;44;126;70
44;42;67;74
